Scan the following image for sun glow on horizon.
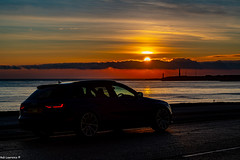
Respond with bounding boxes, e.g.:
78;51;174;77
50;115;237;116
142;51;153;54
144;57;151;61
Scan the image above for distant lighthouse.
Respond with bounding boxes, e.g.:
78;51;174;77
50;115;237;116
179;68;181;77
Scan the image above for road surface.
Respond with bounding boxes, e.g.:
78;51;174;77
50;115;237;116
0;118;240;160
1;103;240;159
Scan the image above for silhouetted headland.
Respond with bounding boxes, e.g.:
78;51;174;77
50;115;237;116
161;75;240;81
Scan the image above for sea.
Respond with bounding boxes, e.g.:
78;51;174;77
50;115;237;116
0;80;240;111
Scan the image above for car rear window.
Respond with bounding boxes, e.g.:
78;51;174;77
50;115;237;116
28;85;74;99
27;87;54;100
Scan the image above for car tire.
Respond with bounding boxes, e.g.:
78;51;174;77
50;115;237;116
76;112;99;137
151;108;171;132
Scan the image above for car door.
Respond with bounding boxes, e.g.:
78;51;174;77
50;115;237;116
111;84;149;127
84;85;124;128
88;84;139;128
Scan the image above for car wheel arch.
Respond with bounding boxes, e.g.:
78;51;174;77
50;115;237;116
150;105;172;132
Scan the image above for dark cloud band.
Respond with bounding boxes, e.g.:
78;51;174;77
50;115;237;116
1;58;240;70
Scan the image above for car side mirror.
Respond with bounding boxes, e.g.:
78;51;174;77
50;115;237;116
137;92;143;98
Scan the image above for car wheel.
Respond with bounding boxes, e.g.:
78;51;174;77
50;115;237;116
151;108;171;132
77;112;99;137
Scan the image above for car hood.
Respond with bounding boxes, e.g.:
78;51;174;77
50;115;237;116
141;97;172;113
142;97;169;106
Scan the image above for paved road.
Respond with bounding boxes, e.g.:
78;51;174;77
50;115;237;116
1;103;240;159
0;118;240;160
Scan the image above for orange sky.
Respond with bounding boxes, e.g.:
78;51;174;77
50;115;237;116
1;1;240;79
1;1;240;66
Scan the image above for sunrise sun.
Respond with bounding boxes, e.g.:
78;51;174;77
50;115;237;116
144;57;151;61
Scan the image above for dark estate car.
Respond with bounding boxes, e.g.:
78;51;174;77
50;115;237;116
19;80;172;137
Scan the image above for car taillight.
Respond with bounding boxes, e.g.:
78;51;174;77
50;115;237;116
20;104;25;110
45;104;64;109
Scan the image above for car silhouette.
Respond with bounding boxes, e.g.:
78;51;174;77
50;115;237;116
19;80;172;138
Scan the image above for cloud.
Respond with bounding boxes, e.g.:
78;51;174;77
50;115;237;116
1;0;240;65
1;0;240;20
208;53;240;58
199;54;240;61
0;65;21;69
1;58;240;70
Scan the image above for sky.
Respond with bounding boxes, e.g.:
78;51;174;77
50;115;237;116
1;0;240;79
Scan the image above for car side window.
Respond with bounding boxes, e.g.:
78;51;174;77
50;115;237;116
94;87;110;98
71;86;85;98
113;85;135;98
82;87;96;98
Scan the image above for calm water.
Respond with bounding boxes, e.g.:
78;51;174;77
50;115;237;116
0;80;240;111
